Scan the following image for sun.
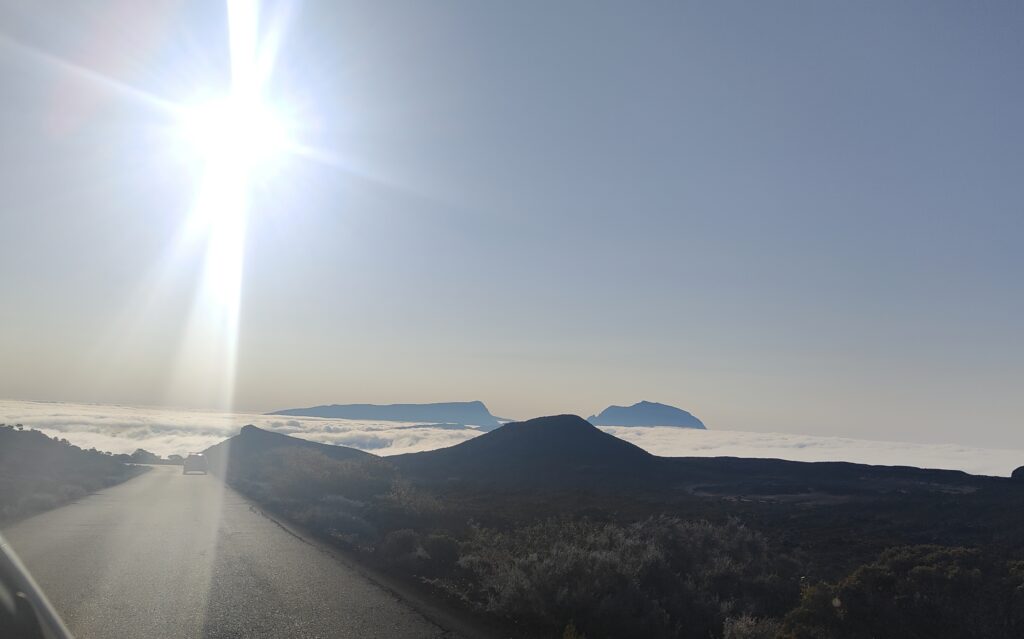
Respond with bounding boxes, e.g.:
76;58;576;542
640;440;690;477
176;87;294;307
180;92;292;177
163;0;302;411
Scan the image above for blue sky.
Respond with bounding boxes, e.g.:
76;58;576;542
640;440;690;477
0;1;1021;447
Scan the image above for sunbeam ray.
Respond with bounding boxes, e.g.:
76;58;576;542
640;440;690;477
0;33;179;117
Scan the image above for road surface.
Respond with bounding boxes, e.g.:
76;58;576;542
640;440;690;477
2;466;456;638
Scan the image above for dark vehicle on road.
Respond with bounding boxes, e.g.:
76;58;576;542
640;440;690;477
182;454;207;475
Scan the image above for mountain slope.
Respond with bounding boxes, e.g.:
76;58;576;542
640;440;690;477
589;401;706;428
0;425;143;523
269;401;501;430
203;424;373;477
390;414;656;486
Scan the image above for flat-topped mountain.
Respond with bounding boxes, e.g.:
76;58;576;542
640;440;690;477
589;400;706;429
390;414;656;485
269;401;501;430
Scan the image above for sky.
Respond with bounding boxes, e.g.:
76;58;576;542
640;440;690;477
0;1;1021;448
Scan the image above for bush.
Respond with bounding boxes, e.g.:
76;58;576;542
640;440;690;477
783;545;1024;639
0;425;143;524
423;533;460;571
449;515;798;639
223;448;402;548
246;448;396;504
723;615;782;639
292;503;377;544
378;529;426;571
17;492;59;515
58;484;87;502
562;620;586;639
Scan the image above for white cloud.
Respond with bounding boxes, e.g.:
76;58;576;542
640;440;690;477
2;400;1021;476
0;399;481;458
600;426;1024;477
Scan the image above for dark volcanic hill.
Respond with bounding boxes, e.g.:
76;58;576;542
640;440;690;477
202;422;1004;499
390;414;656;486
589;400;706;429
269;401;501;430
203;424;372;477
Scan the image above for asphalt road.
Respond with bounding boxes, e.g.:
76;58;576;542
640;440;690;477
2;466;455;638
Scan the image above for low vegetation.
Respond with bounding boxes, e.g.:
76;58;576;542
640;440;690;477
0;424;146;524
783;546;1024;638
444;516;798;638
210;425;1024;639
112;448;184;465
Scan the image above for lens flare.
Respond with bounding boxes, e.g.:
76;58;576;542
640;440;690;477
168;0;296;412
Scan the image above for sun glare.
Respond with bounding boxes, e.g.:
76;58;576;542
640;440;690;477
174;1;296;318
167;0;296;411
181;93;291;175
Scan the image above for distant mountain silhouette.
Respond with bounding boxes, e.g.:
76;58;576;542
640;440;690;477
203;424;372;477
390;414;656;486
269;401;501;430
588;401;706;429
202;421;1003;497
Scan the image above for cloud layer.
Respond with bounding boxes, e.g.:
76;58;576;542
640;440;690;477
2;400;1021;476
0;399;481;458
601;427;1024;477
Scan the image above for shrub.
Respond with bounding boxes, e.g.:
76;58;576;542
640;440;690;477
378;529;426;571
248;449;396;504
0;426;142;524
723;615;782;639
292;503;377;543
782;545;1024;639
423;533;460;571
17;492;59;515
58;484;87;502
449;515;797;639
387;478;444;515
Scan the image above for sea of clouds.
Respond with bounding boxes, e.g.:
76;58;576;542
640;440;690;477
2;399;1021;476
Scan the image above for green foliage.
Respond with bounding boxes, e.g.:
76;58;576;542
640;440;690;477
449;515;797;639
783;545;1024;639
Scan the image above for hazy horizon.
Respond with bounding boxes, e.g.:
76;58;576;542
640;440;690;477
4;398;1023;477
2;2;1022;449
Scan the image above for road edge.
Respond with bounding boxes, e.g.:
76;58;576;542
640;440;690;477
223;483;507;639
